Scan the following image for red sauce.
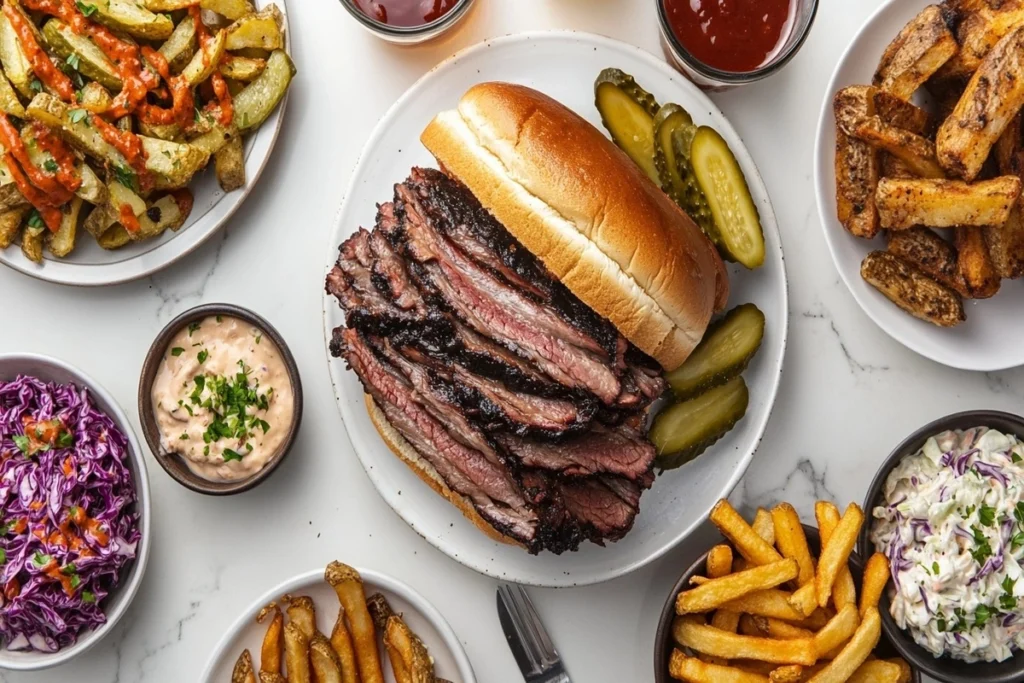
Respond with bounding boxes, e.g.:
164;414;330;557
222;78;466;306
353;0;459;27
2;4;75;100
0;114;77;230
32;122;82;193
119;202;139;233
40;559;76;597
206;72;233;127
662;0;792;73
4;578;20;601
171;188;194;217
138;47;194;128
90;113;151;188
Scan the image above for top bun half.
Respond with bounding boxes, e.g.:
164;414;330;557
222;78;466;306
420;82;728;370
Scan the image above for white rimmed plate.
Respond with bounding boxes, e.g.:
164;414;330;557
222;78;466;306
0;1;291;287
0;353;151;671
322;31;789;587
814;0;1024;371
199;567;476;683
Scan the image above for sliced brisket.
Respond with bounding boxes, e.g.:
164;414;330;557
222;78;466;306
496;424;655;480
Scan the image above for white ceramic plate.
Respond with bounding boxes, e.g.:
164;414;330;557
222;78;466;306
200;567;476;683
0;353;151;671
814;0;1024;371
322;31;789;587
0;1;291;287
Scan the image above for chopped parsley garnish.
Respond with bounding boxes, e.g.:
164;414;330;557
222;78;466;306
26;209;44;229
0;549;5;564
32;552;52;568
1001;576;1018;610
183;361;272;461
932;561;940;575
113;164;137;191
188;322;201;336
936;616;947;632
62;562;76;575
223;448;244;462
70;573;81;589
974;604;993;628
1013;531;1024;551
970;525;993;564
171;347;184;356
1015;502;1024;525
68;108;88;125
255;334;262;344
66;53;80;71
179;433;189;441
30;78;42;93
12;435;30;454
76;1;97;16
1014;452;1023;463
197;349;209;364
57;430;74;448
43;158;58;173
82;591;95;603
979;505;996;527
216;315;223;322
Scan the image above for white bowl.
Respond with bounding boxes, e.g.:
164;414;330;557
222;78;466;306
814;0;1024;372
200;567;476;682
0;354;151;670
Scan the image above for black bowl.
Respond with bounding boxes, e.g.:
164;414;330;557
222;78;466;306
655;524;920;683
858;410;1024;683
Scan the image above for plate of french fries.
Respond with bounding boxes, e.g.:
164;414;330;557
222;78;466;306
655;499;916;683
201;562;476;683
814;0;1024;371
0;0;294;286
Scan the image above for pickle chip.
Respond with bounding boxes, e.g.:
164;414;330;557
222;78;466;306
595;68;661;185
668;303;765;400
653;103;717;238
651;376;750;470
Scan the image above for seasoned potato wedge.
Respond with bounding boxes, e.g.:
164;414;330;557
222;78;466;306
835;134;881;239
882;154;916;179
937;26;1024;180
873;90;933;136
861;251;965;327
234;50;294;132
220;55;266;82
0;67;24;118
182;29;227;86
143;0;201;11
45;197;83;258
938;1;1024;80
876;176;1021;229
96;223;130;249
226;6;284;51
21;224;44;263
19;125;107;206
0;12;34;98
41;20;123;90
89;0;174;40
78;81;113;115
853;117;944;178
215;136;246;192
84;203;117;238
887;227;969;297
874;5;957;100
833;86;875;137
0;205;27;248
956;225;1002;298
159;14;198;73
202;0;255;20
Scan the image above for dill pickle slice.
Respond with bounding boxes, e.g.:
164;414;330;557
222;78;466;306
690;126;766;269
651;376;749;470
654;104;717;238
595;68;661;185
667;304;765;399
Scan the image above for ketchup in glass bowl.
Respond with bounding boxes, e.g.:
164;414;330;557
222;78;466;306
656;0;819;89
340;0;476;44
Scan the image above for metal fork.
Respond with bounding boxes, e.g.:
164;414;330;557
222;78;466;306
496;583;572;683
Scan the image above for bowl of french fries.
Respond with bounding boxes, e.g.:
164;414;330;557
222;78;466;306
815;0;1024;371
655;499;918;683
201;561;476;683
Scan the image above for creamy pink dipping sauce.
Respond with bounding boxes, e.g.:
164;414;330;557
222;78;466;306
150;315;294;482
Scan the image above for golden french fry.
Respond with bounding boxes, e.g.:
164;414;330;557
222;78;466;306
708;545;735;579
886;657;912;683
815;504;857;611
257;604;283;674
366;592;396;631
259;674;286;683
286;595;317;640
673;617;817;665
847;658;902;683
753;508;776;546
807;609;881;683
788;583;818;618
284;623;311;683
733;660;779;676
329;607;359;683
739;614;767;637
761;618;813;641
721;589;806;622
816;504;864;608
874;4;957;100
325;562;384;683
310;635;343;683
769;665;804;683
711;609;742;634
771;504;816;587
677;560;798;614
711;500;783;566
669;649;772;683
860;554;891;617
814;604;860;658
232;649;256;683
875;177;1021;230
799;609;831;631
384;615;436;683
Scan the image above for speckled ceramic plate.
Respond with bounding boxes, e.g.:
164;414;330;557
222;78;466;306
322;31;789;587
0;0;291;287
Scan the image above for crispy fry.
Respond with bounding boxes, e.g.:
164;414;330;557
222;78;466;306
0;206;26;249
860;554;891;618
286;595;318;640
310;635;343;683
847;660;902;683
384;615;436;683
673;617;818;665
886;228;969;297
955;225;1002;299
761;618;814;641
677;560;798;614
814;604;860;659
259;674;286;683
886;658;912;683
873;90;933;136
720;589;806;622
815;504;863;608
711;608;742;634
733;660;781;676
853;116;944;178
860;251;965;328
753;509;776;546
874;5;957;100
711;500;783;566
876;177;1021;229
806;609;882;683
283;622;311;683
739;614;767;637
329;607;359;683
232;649;256;683
257;604;283;674
325;562;384;683
769;665;804;683
366;592;397;631
771;504;815;587
788;583;818;618
669;650;771;683
707;545;734;579
834;87;881;238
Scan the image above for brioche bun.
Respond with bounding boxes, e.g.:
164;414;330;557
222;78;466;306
421;82;728;370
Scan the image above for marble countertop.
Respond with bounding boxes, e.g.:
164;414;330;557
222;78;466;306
0;0;1016;680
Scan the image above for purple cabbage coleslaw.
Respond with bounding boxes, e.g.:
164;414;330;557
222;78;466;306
0;376;140;653
870;427;1024;663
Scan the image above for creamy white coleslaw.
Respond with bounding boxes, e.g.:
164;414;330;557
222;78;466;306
870;427;1024;663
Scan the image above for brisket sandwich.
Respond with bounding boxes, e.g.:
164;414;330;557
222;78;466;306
327;83;728;554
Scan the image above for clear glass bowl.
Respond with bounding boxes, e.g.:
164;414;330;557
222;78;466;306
656;0;819;90
339;0;477;45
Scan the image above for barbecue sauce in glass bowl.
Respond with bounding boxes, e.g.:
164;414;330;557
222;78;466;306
353;0;460;27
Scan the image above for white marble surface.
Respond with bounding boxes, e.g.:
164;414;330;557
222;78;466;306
0;0;1015;680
